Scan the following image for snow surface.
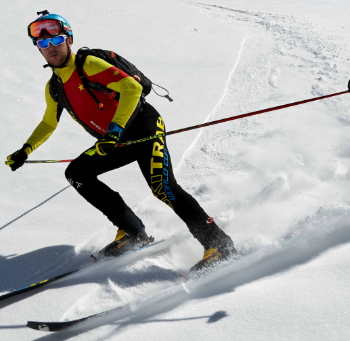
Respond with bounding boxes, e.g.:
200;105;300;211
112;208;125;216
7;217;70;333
1;0;350;340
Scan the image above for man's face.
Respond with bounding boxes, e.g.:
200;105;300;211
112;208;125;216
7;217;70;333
38;33;72;67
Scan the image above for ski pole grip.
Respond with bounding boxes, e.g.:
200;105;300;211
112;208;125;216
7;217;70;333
348;79;350;92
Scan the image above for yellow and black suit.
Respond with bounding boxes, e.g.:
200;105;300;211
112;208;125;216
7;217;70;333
26;53;231;249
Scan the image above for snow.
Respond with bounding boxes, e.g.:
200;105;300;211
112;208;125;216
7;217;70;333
1;0;350;340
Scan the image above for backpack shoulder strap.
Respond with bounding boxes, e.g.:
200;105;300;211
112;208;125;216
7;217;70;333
48;73;64;121
49;73;59;102
75;47;105;110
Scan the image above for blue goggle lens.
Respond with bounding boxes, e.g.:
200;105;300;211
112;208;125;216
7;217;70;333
37;35;66;49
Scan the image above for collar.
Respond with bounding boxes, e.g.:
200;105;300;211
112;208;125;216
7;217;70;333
53;53;76;81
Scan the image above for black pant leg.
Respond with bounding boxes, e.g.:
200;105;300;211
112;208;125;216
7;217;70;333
65;145;145;237
134;105;232;249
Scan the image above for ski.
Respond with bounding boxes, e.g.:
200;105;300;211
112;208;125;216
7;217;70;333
25;250;247;333
0;239;165;302
27;303;129;332
25;256;244;332
26;278;185;332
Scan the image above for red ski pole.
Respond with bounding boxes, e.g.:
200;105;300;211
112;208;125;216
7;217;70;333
165;88;350;136
25;83;350;164
24;159;74;164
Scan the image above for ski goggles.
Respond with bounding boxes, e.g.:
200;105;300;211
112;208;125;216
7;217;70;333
37;35;67;49
28;19;63;39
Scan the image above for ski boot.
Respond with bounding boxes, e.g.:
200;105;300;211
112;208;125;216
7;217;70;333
99;229;154;258
188;236;237;277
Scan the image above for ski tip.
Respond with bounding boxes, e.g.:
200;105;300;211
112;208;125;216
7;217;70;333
27;321;51;332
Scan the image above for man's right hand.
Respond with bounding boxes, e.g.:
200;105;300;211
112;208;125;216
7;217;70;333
6;144;31;171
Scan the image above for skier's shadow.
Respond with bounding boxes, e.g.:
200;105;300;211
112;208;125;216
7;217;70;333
0;245;180;309
0;244;92;309
0;245;74;292
50;264;180;290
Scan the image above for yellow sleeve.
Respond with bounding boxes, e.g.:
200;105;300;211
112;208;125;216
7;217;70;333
25;81;59;154
108;78;143;128
83;55;143;128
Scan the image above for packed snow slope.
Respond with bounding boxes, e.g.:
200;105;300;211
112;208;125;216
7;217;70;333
1;0;350;340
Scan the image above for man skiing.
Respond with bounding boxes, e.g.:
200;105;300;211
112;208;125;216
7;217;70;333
5;11;235;273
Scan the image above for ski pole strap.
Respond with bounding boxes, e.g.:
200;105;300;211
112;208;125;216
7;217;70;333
152;83;173;102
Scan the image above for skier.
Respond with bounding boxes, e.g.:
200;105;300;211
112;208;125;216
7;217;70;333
5;11;236;272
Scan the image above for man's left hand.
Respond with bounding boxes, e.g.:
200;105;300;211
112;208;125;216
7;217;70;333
95;132;120;156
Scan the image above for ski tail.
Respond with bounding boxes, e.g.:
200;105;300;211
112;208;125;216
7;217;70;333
26;305;127;331
27;315;92;332
0;269;79;301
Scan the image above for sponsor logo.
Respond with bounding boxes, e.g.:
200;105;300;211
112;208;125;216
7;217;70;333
67;178;82;189
90;120;106;133
150;117;175;209
38;324;50;331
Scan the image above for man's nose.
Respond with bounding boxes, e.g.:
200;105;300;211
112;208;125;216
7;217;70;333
47;41;56;48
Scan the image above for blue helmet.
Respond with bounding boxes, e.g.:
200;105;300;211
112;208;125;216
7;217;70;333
28;10;73;45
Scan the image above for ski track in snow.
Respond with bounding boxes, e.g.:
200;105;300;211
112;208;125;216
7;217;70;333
178;36;248;164
173;3;350;236
134;3;350;247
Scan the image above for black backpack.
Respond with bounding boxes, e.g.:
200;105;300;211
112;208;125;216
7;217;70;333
50;47;171;110
75;47;153;110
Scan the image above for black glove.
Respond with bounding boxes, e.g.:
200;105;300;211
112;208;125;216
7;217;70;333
6;144;31;171
95;131;121;156
95;122;123;156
